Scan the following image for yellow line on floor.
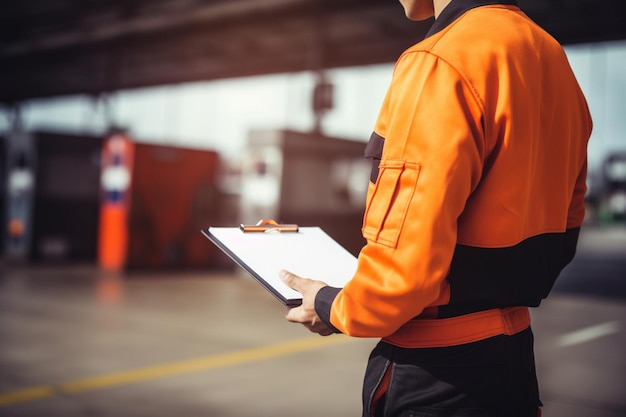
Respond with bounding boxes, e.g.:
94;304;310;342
0;335;352;408
0;386;56;407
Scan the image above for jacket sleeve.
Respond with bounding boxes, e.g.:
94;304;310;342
315;51;486;337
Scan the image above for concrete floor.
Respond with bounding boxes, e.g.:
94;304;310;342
0;224;625;417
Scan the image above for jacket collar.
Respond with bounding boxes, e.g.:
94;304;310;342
425;0;519;38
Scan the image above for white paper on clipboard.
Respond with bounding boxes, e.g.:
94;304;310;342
202;226;357;306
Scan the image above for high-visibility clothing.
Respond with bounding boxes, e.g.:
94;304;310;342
315;1;592;341
363;328;542;417
382;306;530;348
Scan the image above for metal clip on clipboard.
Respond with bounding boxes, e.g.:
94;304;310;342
239;219;299;233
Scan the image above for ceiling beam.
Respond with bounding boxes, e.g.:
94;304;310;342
1;0;624;104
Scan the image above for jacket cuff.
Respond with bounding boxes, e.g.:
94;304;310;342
315;286;342;334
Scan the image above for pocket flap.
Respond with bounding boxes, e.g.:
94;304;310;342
362;160;420;248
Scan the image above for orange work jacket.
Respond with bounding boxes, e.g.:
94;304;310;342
315;1;592;341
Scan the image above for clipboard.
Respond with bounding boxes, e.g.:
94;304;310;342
202;221;357;306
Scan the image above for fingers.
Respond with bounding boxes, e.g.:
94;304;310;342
285;304;304;323
286;306;333;336
280;270;327;295
279;269;304;292
280;270;333;336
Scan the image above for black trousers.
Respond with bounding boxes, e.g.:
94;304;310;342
363;327;541;417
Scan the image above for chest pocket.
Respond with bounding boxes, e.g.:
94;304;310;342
362;159;421;248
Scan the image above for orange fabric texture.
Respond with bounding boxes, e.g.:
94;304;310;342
328;5;592;338
382;307;530;348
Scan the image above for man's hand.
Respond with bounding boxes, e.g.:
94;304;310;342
279;270;334;336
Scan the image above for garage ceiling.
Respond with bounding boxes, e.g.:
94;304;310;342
1;0;625;104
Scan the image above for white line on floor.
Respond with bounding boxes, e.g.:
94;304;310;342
557;321;620;347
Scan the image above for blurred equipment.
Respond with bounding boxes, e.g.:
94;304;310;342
0;136;5;256
603;152;626;221
3;126;36;262
312;74;334;134
241;129;369;256
98;132;134;270
30;131;103;263
2;129;103;263
98;135;232;271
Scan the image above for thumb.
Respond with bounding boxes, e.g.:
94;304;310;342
280;270;304;292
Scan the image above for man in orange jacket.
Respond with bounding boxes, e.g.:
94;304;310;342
281;0;592;415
